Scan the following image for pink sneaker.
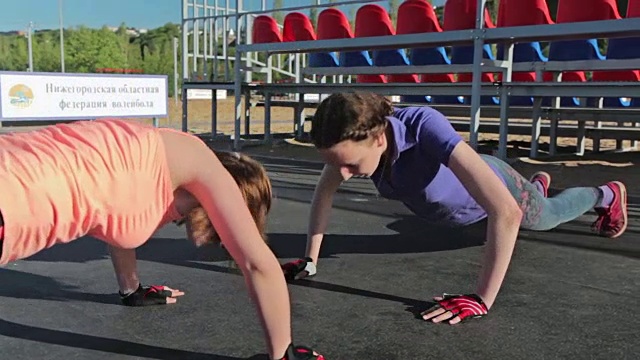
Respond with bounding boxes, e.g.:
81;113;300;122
592;181;628;239
529;171;551;197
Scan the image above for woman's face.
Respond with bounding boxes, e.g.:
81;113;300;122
318;132;387;179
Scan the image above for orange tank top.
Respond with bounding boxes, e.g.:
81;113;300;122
0;119;180;265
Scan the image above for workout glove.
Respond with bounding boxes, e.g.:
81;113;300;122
422;293;488;323
278;343;325;360
281;257;317;281
119;284;175;306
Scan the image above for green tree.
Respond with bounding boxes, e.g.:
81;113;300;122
33;30;61;72
130;32;156;61
309;6;318;27
389;0;399;26
349;7;356;29
65;26;127;72
0;34;29;71
273;0;284;24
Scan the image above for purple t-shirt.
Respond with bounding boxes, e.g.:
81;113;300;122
370;106;498;226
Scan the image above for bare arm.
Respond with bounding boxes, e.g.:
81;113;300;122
181;144;292;359
305;164;347;263
108;246;140;294
447;142;523;309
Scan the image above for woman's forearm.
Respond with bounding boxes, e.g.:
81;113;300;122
305;165;343;263
305;193;334;263
475;212;521;309
243;259;292;359
108;246;140;293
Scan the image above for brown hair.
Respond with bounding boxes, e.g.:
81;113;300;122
177;151;273;248
310;92;394;149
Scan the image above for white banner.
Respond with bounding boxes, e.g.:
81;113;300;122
187;89;228;100
0;71;168;121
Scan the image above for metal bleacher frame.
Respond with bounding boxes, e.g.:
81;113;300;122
180;0;640;159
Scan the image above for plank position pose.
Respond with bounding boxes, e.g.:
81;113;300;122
282;92;628;324
0;119;323;360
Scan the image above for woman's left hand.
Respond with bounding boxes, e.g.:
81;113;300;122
420;293;488;324
119;284;185;306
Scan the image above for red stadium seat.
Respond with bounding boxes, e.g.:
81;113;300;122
442;0;495;31
318;8;385;83
356;3;417;83
498;0;553;27
252;15;282;44
443;0;495;84
628;0;640;17
396;0;453;84
591;0;640;107
556;0;621;23
549;0;622;84
317;8;353;39
283;12;316;41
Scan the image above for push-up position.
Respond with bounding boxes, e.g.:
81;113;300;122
0;119;323;360
283;92;627;324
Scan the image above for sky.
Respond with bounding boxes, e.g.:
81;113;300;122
0;0;446;32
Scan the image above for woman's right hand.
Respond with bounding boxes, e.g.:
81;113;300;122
281;257;317;281
276;343;325;360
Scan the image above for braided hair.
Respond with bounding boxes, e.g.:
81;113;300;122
310;92;394;149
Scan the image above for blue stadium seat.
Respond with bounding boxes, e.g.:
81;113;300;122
592;37;640;108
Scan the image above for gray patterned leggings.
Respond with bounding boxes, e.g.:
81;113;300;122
481;154;601;231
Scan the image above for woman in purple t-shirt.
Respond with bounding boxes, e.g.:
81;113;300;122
281;92;627;324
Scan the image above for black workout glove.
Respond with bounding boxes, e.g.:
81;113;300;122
421;293;488;323
281;257;317;281
278;343;325;360
119;284;176;307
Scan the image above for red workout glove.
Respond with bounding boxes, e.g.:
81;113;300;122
119;284;176;307
281;257;317;281
421;293;488;323
278;343;325;360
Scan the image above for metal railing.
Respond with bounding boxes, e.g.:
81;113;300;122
181;0;640;157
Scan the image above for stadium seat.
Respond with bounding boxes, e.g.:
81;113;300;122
443;0;498;105
396;0;457;104
591;0;640;107
354;4;415;84
283;12;315;42
284;12;335;69
547;0;620;107
252;15;282;44
319;8;385;83
496;0;553;106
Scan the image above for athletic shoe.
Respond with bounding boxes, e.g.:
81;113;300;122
592;181;628;239
529;171;551;197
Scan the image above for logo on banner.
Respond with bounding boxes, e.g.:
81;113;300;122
8;84;34;108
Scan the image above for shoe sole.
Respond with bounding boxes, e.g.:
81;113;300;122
530;171;551;197
608;181;628;239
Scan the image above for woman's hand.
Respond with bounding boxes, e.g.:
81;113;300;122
447;142;523;311
120;284;185;306
281;257;317;281
420;293;488;324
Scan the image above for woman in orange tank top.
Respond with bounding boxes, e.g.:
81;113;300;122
0;118;324;360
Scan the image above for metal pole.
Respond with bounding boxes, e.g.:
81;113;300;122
224;0;230;80
182;0;189;81
59;0;65;72
27;22;34;72
497;43;513;160
468;0;487;150
181;0;189;132
233;0;242;150
174;37;179;106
